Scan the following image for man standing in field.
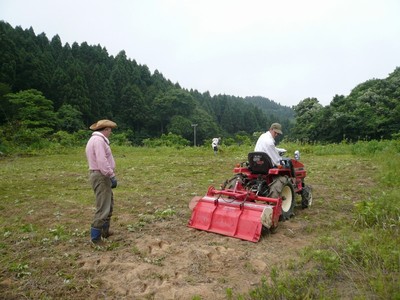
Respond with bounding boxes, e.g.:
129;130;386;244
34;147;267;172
211;137;220;155
254;123;286;167
85;119;118;245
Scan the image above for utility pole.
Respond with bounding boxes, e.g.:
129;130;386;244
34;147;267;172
191;124;198;147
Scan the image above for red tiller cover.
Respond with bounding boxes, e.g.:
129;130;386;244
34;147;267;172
188;196;274;242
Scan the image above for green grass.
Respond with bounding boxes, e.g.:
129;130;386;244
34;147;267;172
243;141;400;300
0;141;399;299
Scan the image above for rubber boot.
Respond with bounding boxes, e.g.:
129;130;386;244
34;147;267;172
90;227;102;244
102;222;113;238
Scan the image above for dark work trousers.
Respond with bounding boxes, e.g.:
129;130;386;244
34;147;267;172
89;171;113;229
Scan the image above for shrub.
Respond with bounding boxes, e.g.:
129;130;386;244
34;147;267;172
51;131;78;147
142;133;189;148
111;132;132;146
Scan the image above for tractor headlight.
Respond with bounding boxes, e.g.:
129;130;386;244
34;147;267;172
294;150;300;160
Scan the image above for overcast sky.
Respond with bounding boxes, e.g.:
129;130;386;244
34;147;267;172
1;0;399;107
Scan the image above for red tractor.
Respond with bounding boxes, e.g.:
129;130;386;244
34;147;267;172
188;151;312;242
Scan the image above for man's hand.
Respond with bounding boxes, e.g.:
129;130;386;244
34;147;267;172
276;147;287;156
110;177;118;189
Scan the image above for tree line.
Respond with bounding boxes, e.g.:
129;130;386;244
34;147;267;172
0;21;293;149
291;68;400;142
1;20;398;150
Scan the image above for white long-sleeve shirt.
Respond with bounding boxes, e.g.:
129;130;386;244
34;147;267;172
211;138;219;148
254;131;281;166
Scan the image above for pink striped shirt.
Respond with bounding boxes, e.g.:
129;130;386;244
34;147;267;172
85;132;116;177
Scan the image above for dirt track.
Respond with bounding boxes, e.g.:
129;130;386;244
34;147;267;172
78;202;315;299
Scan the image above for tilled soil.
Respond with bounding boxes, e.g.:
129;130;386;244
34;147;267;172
78;204;315;300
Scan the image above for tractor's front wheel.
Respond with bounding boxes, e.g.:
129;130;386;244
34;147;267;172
269;176;295;221
301;185;313;208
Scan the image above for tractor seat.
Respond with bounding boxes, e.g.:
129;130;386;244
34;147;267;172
248;152;273;174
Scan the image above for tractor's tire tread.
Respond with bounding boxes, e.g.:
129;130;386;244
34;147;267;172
268;176;295;221
301;185;313;209
224;174;246;190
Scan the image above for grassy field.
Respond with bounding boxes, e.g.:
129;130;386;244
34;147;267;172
0;141;399;299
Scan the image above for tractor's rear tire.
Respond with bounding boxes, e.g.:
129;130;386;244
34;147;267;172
269;176;295;221
224;174;246;190
269;225;278;234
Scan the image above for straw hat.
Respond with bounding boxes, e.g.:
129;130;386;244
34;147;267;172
89;119;117;131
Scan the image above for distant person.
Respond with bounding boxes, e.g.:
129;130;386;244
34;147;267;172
85;119;118;245
254;123;286;167
212;137;220;155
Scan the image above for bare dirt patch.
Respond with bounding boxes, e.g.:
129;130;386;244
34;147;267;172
76;206;315;299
